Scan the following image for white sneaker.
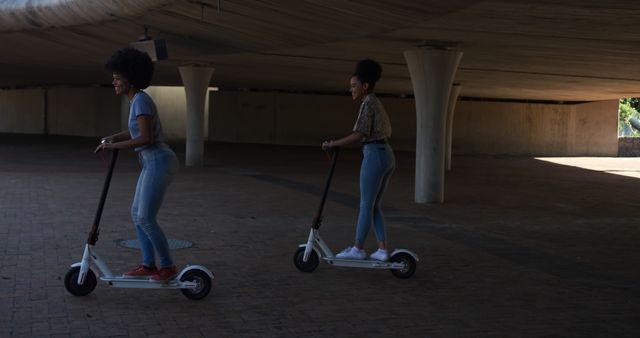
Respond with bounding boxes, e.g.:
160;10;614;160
369;249;389;262
335;246;366;260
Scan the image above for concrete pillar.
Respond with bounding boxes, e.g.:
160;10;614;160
445;83;462;171
179;65;214;166
120;95;129;130
404;48;463;203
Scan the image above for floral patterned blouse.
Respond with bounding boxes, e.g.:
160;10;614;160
352;93;392;142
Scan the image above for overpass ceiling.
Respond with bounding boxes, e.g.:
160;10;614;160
0;0;639;101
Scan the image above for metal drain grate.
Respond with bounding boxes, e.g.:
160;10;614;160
118;239;194;249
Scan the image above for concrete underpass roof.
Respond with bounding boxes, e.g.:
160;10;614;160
0;0;639;101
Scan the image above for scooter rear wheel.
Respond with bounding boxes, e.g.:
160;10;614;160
293;246;319;272
180;269;212;300
64;266;97;296
390;252;417;279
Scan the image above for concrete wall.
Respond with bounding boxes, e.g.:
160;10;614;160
47;88;120;137
208;91;618;156
0;88;44;134
144;86;189;140
208;92;417;150
0;87;192;139
453;100;618;156
0;87;619;156
209;92;359;146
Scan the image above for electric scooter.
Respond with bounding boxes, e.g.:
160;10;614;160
293;148;418;278
64;147;213;300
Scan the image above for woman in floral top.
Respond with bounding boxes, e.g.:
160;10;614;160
322;59;395;261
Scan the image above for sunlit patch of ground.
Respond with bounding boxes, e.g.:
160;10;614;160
536;157;640;179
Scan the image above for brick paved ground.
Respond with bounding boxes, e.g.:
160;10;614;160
0;134;639;337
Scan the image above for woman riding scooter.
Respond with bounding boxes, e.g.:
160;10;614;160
322;59;395;262
95;47;179;281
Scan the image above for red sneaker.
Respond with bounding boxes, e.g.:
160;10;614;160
123;265;157;278
151;266;178;281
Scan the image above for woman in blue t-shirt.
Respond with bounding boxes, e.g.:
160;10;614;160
95;48;179;281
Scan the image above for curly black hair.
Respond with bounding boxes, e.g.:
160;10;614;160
105;48;154;89
353;59;382;91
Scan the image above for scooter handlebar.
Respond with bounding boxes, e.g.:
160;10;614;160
324;146;340;160
95;138;117;154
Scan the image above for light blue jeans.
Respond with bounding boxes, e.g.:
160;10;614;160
355;143;395;245
131;143;178;268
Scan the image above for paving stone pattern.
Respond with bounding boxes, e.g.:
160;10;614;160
0;135;639;337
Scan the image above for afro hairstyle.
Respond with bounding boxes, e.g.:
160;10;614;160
105;47;154;89
353;59;382;91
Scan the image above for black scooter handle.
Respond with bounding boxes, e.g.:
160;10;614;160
312;147;340;229
87;149;119;245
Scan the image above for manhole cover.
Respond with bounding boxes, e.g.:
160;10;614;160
118;239;194;249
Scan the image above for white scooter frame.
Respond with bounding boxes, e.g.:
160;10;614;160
70;243;212;291
293;148;418;278
64;148;213;300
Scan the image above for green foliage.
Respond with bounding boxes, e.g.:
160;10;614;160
619;98;640;137
624;98;640;110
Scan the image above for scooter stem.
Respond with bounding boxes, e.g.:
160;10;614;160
312;147;339;230
87;149;119;245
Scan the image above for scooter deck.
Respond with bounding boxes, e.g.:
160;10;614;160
322;257;405;270
103;276;175;281
99;276;191;289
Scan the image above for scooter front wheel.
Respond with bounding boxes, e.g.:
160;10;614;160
180;269;212;300
293;246;319;272
64;266;97;296
390;252;417;279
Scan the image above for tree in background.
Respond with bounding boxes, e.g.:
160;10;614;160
619;98;640;137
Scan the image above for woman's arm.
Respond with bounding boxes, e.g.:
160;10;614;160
102;130;131;143
95;115;154;152
322;131;365;150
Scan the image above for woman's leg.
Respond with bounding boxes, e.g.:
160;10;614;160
131;165;156;267
136;149;178;268
372;146;395;248
354;146;386;248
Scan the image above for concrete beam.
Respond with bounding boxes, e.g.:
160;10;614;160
0;0;169;31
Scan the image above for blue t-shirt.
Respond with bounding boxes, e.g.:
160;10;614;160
129;91;166;152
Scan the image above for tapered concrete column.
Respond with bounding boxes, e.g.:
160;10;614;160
120;95;129;130
445;83;462;171
404;48;462;203
179;65;214;166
